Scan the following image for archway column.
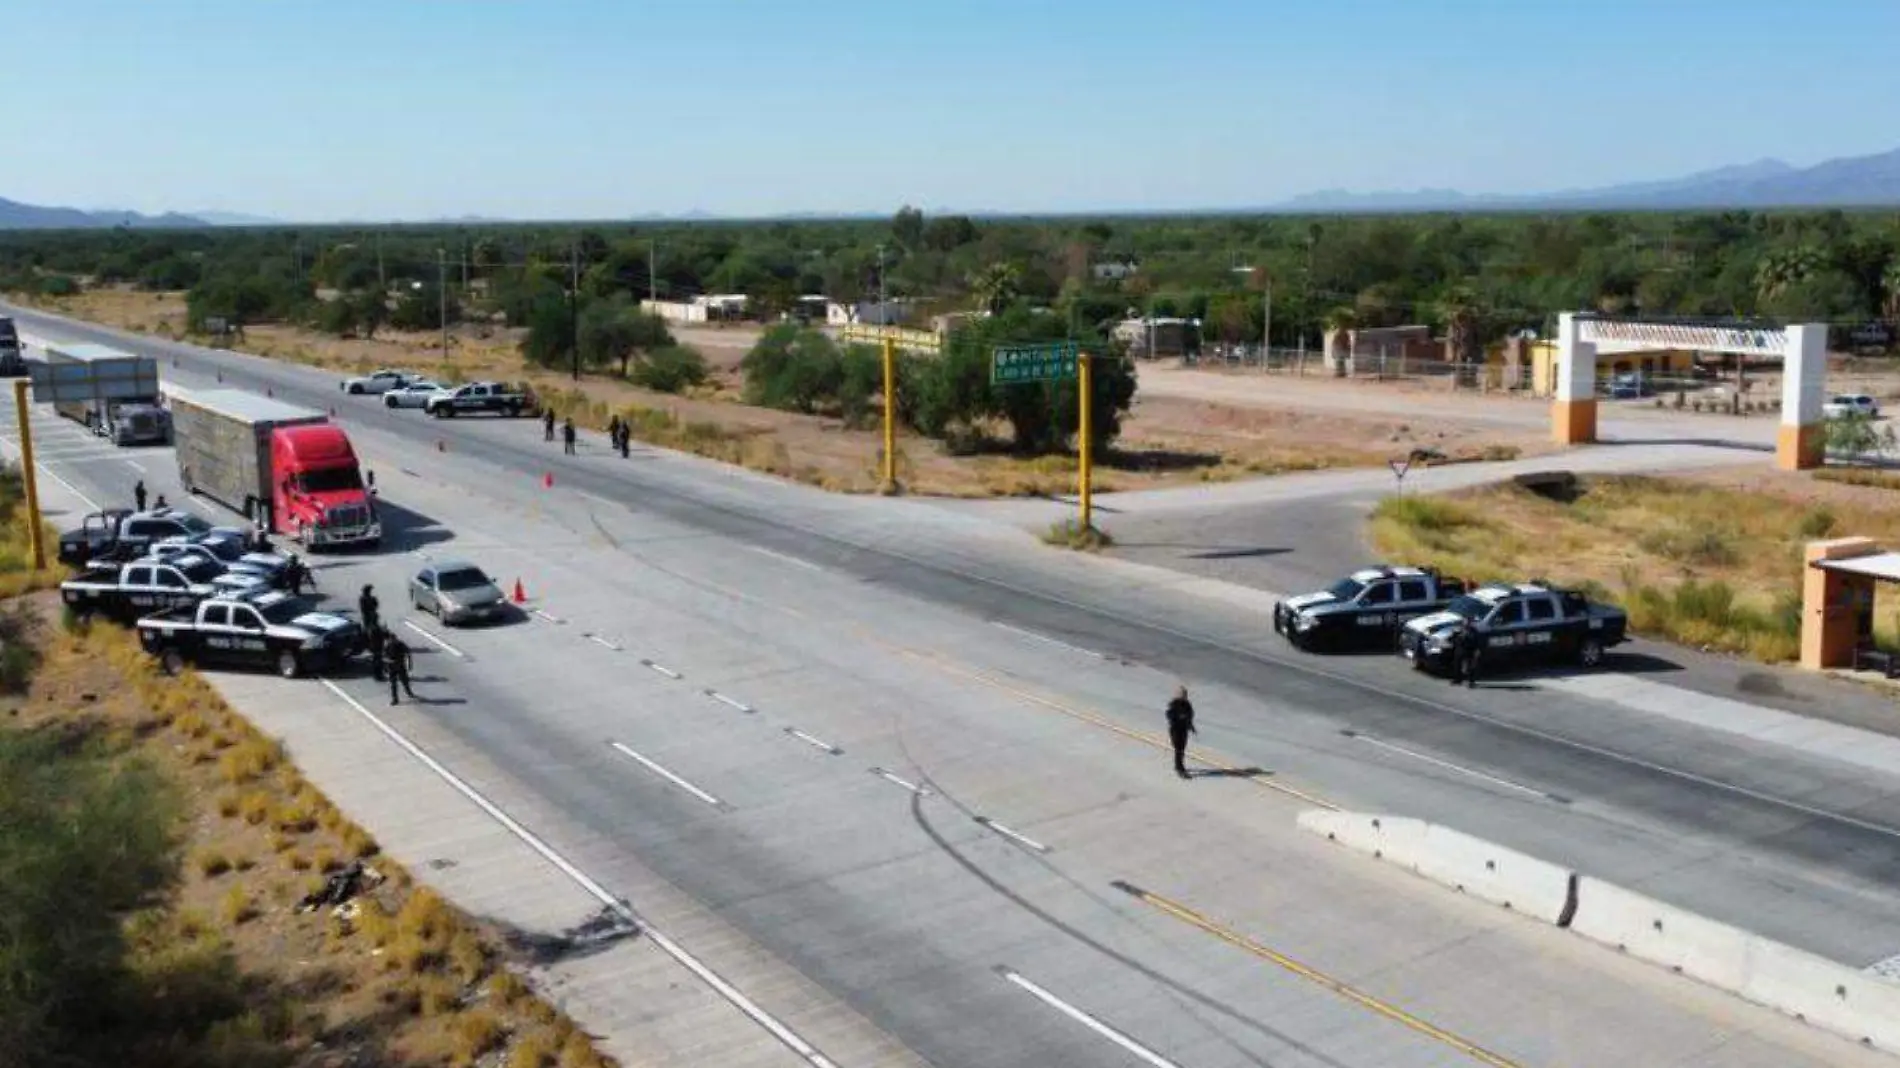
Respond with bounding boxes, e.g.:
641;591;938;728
1552;312;1597;444
1778;324;1826;471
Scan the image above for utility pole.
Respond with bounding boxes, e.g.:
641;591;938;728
876;244;887;323
437;248;448;360
461;240;469;291
376;232;386;290
1263;277;1272;363
648;241;657;303
569;242;581;382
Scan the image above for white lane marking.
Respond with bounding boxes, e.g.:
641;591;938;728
402;619;466;659
999;968;1181;1068
784;727;841;755
641;659;681;679
747;545;823;572
587;633;623;652
609;742;724;808
869;767;931;797
704;689;754;714
32;461;100;511
579;490;616;509
312;681;836;1068
990;620;1105;660
1342;730;1562;802
122;459;145;472
532;608;564;624
975;816;1051;854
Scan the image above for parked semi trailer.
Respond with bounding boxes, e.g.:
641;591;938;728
168;387;381;549
37;341;169;443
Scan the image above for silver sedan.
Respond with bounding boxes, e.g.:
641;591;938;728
383;380;444;409
409;561;509;626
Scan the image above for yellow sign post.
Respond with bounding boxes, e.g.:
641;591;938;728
1078;353;1093;532
838;324;940;495
881;338;898;492
11;379;45;571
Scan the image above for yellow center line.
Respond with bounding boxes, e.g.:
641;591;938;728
1115;881;1528;1068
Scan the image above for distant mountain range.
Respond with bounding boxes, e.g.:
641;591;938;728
6;144;1900;228
0;196;211;229
1273;147;1900;212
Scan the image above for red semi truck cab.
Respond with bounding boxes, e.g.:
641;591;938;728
168;388;381;550
271;423;381;547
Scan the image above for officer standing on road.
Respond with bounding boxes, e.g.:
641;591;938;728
382;630;416;705
1165;685;1197;779
562;417;577;456
543;408;556;442
608;415;622;448
1452;617;1482;688
618;423;631;458
133;479;147;512
286;552;312;596
358;584;383;680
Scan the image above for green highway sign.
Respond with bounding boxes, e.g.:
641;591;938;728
991;341;1080;385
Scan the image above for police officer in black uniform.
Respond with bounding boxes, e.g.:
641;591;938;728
562;417;577;456
382;630;415;705
1165;685;1197;779
133;479;147;512
1452;617;1482;688
543;408;556;442
358;584;383;680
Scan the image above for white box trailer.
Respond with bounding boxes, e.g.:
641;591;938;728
32;341;161;433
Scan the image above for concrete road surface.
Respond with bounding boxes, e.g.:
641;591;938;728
7;300;1899;1068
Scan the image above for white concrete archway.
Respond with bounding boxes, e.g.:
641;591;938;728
1554;313;1827;470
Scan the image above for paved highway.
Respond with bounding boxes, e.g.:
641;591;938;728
7;301;1898;1067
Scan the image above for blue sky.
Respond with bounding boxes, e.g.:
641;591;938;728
6;0;1898;221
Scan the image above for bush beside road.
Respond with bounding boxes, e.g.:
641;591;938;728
1369;473;1900;663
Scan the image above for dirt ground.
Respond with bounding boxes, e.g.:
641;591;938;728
1367;468;1900;662
4;595;614;1068
28;289;1544;497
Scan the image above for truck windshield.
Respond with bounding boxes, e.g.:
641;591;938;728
178;559;221;584
1443;596;1490;620
299;467;364;493
173;514;213;537
1325;578;1365;601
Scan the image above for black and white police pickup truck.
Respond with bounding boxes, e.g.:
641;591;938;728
1398;582;1630;675
137;589;365;678
57;508;135;566
149;531;294;587
423;381;531;418
60;557;269;622
1272;565;1470;651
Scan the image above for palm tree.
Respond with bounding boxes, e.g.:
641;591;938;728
968;262;1022;316
1882;260;1900;323
1753;245;1822;306
1436;286;1485;366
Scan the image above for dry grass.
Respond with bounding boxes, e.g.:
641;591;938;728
1366;474;1900;662
1814;466;1900;492
7;597;621;1068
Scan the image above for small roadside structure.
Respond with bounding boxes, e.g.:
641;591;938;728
1803;536;1896;674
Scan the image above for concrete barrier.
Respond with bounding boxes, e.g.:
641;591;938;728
1302;812;1900;1052
1297;810;1577;925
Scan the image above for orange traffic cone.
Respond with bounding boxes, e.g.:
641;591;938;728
511;579;527;605
542;472;554;489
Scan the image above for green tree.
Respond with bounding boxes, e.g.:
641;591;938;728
1754;245;1824;307
353;289;389;339
1436;285;1485;365
631;344;710;394
741;326;843;413
923;215;979;252
579;297;674;377
519;287;577;370
969;262;1023;315
1881;260;1900;322
892;206;926;250
1825;411;1898;458
389;282;459;331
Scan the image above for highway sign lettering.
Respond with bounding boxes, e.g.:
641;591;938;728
991;342;1079;385
838;324;942;353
